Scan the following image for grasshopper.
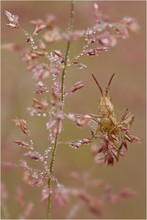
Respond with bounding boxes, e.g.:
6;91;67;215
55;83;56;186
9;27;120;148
88;74;135;139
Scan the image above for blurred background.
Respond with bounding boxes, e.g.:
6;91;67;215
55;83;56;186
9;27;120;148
1;1;146;219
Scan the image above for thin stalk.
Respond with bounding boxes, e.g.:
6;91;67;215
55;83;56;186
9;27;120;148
47;119;60;218
61;0;75;106
47;1;75;219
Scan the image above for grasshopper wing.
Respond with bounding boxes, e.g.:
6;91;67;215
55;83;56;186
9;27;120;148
88;114;100;137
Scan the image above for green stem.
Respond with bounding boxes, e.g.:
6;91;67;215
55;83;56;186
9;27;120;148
47;120;60;218
47;1;75;219
61;1;75;106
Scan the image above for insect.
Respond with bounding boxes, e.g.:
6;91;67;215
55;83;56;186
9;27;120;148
88;73;134;139
87;74;139;165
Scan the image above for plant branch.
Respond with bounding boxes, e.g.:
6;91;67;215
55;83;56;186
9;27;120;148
47;1;75;219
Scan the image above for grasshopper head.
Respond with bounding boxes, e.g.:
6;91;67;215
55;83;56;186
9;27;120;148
99;95;114;116
91;73;115;116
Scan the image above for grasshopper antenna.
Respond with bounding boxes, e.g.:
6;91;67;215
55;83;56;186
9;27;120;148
91;74;103;95
105;73;115;95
